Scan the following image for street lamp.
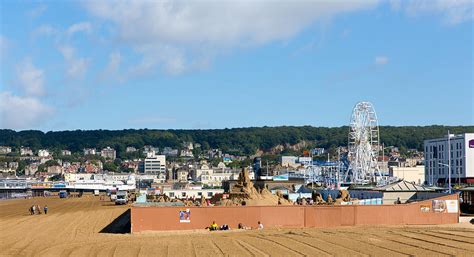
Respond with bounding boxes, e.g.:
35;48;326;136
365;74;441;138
438;162;451;194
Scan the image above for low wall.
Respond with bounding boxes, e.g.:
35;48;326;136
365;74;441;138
131;194;459;233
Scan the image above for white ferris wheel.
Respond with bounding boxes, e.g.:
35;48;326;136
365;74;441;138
346;101;380;184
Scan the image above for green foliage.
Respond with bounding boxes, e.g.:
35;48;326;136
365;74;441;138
0;126;472;156
44;160;59;167
103;162;118;172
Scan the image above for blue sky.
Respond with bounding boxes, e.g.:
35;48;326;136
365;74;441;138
0;0;473;131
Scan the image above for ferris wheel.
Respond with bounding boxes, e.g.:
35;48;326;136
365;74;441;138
346;101;380;184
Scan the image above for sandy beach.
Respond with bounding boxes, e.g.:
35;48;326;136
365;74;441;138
1;196;473;257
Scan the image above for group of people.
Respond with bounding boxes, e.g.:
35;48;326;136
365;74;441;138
208;221;263;231
295;197;315;205
29;204;48;215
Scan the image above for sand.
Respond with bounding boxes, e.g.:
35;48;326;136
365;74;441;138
1;196;474;257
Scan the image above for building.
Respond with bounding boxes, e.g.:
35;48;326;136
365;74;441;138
253;157;262;178
20;147;33;156
162;147;178;157
177;168;189;182
25;164;39;176
143;145;159;154
38;149;50;157
61;150;72;156
194;163;213;181
101;147;116;160
281;156;299;168
312;148;325;156
298;157;312;166
180;149;194;158
424;133;474;185
143;152;166;174
83;148;96;155
47;165;63;175
389;165;425;185
208;149;222;159
126;147;137;153
0;146;12;154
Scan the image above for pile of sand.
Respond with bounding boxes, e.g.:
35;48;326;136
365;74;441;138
217;168;292;206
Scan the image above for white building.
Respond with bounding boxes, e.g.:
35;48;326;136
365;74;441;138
38;149;50;157
20;147;33;156
281;156;300;168
101;147;116;160
196;163;249;187
0;146;12;154
194;163;213;181
143;152;166;174
126;147;137;153
83;148;96;155
389;165;425;185
61;150;72;156
424;133;474;185
47;165;63;175
298;157;312;166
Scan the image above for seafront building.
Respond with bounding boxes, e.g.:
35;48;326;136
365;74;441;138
424;133;474;185
38;149;50;157
101;147;117;160
83;148;96;155
0;146;12;154
142;152;167;174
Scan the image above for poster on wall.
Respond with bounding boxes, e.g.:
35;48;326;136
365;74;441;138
179;209;191;223
432;200;446;213
445;200;459;213
420;204;431;213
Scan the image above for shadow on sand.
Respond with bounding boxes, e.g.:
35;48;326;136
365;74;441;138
100;209;131;234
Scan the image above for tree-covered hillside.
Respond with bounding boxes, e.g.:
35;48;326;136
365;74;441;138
0;126;472;156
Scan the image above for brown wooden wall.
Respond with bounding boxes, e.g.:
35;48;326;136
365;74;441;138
131;194;459;233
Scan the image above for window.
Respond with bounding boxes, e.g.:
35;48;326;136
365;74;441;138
182;192;186;197
207;192;213;197
198;192;202;196
169;192;175;198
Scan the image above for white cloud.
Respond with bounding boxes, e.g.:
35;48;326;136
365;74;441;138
32;24;58;38
129;45;187;76
398;0;473;25
374;56;389;66
99;51;124;81
84;0;379;74
0;91;53;130
59;45;90;78
67;22;92;36
27;4;47;18
16;59;45;97
105;51;122;74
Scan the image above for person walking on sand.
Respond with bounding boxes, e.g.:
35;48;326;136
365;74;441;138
44;205;48;215
257;221;264;230
32;205;36;215
37;205;42;214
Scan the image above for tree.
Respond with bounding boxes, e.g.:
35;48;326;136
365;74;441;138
103;162;118;172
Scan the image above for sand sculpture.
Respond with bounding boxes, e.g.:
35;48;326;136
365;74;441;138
334;190;351;204
217;168;292;206
312;192;326;204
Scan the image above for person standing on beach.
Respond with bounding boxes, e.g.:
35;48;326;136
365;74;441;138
257;221;264;230
37;205;42;214
32;205;36;215
44;205;48;214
